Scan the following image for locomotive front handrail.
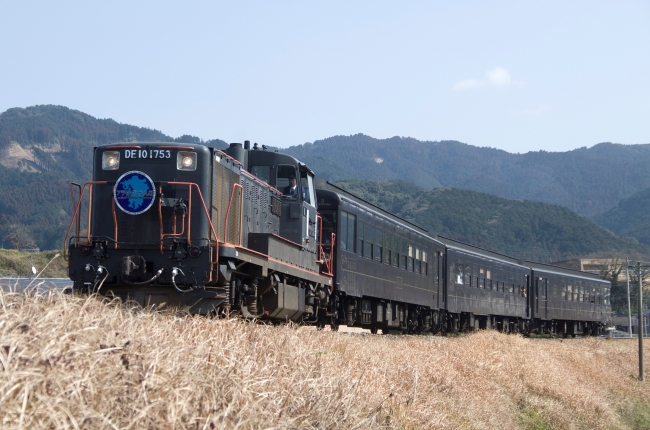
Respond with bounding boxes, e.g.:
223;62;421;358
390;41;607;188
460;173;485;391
158;181;220;247
69;183;82;240
63;181;109;261
65;181;219;262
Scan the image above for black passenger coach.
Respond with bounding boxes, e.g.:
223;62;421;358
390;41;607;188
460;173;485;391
66;142;611;336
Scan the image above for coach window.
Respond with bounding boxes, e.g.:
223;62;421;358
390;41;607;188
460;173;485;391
567;285;573;301
364;224;373;259
414;248;420;274
393;237;400;267
455;264;464;285
340;212;348;251
590;287;595;303
508;273;514;293
422;251;428;276
340;211;356;252
407;246;414;271
357;220;364;257
479;268;485;289
375;228;383;262
485;269;492;290
251;165;271;183
384;233;391;264
562;285;567;300
471;265;478;288
400;241;407;269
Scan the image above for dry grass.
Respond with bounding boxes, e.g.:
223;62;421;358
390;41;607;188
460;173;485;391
1;290;649;429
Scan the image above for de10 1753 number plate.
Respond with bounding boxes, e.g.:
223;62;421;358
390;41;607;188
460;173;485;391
124;149;172;159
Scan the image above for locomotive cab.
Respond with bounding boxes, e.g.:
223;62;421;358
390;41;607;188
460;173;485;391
226;143;319;267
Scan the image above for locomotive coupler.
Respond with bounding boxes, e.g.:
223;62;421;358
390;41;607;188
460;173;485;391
92;242;108;261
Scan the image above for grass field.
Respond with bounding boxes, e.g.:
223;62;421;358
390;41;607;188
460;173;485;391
0;249;67;278
1;289;649;429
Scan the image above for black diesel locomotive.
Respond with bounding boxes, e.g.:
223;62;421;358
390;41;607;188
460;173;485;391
66;142;611;336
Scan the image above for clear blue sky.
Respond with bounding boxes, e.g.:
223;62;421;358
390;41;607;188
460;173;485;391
1;1;648;153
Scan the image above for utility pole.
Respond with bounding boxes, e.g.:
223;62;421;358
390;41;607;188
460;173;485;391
627;257;633;337
638;262;644;382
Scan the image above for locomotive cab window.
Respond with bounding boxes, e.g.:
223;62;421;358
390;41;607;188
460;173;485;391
251;165;271;183
300;170;315;205
277;165;297;197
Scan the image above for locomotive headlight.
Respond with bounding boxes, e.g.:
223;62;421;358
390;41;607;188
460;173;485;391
102;151;120;170
177;152;197;171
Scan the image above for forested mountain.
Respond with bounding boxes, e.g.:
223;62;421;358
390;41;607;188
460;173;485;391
593;187;650;247
332;180;647;262
285;134;650;218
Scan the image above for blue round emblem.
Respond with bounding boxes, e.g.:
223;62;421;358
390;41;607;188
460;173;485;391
113;171;156;215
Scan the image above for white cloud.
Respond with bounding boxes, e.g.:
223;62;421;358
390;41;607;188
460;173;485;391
452;67;520;90
522;105;552;116
485;67;512;86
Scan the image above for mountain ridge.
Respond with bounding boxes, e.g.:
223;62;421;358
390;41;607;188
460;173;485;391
285;134;650;218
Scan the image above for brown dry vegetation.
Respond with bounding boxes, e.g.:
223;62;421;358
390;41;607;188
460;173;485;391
1;290;649;429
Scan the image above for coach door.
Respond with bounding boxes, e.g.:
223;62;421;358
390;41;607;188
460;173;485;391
536;277;548;319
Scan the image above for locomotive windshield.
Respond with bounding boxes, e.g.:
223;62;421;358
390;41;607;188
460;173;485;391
277;165;297;196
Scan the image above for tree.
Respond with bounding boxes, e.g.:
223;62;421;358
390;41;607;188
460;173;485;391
6;225;37;251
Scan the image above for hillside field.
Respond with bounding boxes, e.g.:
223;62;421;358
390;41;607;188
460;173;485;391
0;249;67;278
1;289;649;429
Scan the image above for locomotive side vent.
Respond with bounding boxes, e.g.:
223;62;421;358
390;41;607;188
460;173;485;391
226;186;243;245
271;196;282;217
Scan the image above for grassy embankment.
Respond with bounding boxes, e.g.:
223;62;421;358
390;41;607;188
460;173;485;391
1;289;649;429
0;249;67;278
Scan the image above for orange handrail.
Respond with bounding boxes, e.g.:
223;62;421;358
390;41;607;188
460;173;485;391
63;181;108;261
